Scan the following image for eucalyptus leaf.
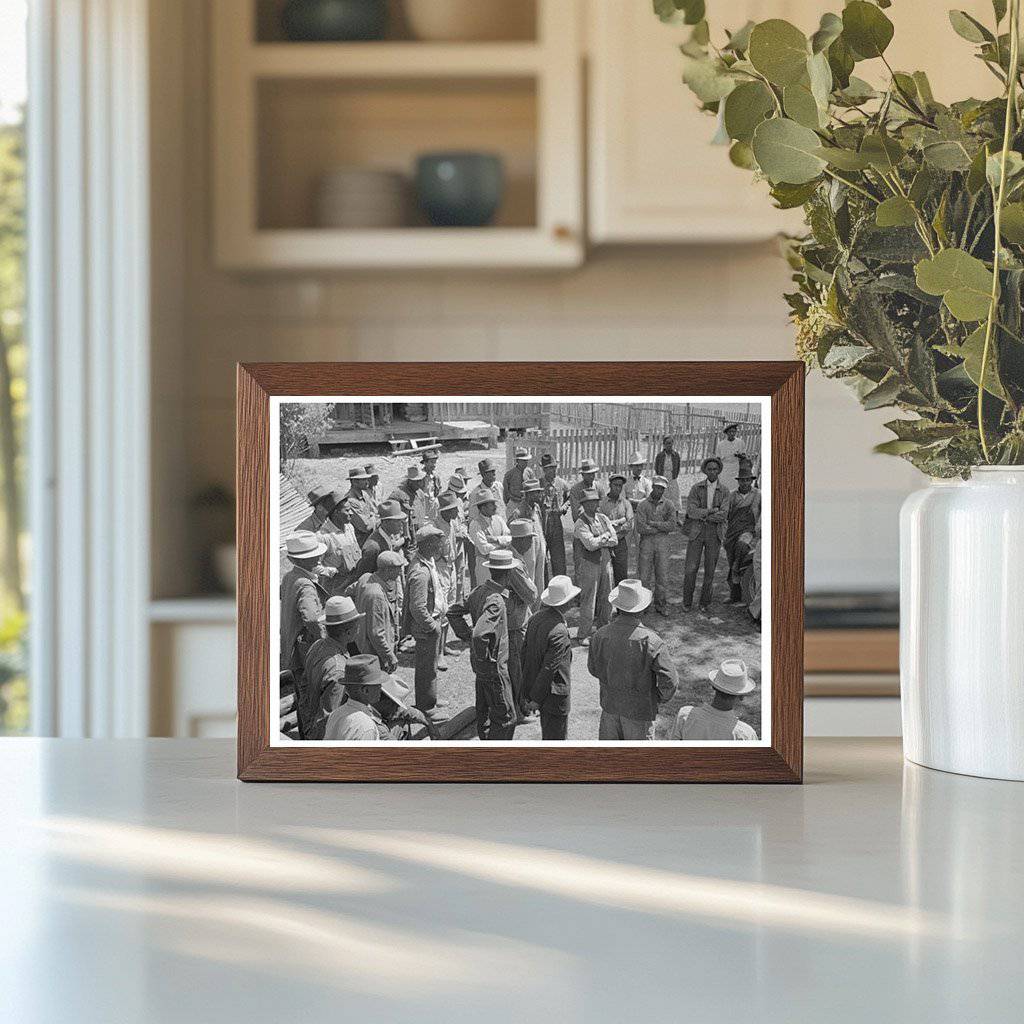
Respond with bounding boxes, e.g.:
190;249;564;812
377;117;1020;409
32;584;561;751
728;140;758;170
748;19;810;87
912;71;935;105
807;51;833;111
923;141;973;171
770;179;821;209
875;196;918;228
724;20;755;53
915;248;994;321
862;374;903;410
815;146;872;170
752;117;827;184
783;83;823;129
836;76;878;104
999;202;1024;243
723;81;775;144
948;10;993;44
959;324;1007;398
860;133;905;173
842;1;895;60
874;438;921;455
827;35;855;89
681;55;737;103
994;0;1008;24
986;150;1024;190
810;12;843;54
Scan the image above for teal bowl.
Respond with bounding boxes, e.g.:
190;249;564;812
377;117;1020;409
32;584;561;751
415;152;505;228
281;0;388;42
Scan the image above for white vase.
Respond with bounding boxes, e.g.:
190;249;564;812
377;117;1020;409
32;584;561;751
900;467;1024;780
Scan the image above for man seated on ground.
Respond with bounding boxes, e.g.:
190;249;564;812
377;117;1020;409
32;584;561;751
522;575;579;740
302;595;364;740
447;549;520;740
671;658;758;741
322;655;420;741
467;488;512;586
588;579;678;741
349;549;406;674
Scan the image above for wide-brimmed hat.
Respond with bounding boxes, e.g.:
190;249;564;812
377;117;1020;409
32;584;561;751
415;524;444;546
628;451;645;466
608;578;653;613
343;654;389;688
320;595;364;627
578;458;599;474
364;463;378;478
580;487;600;503
376;549;407;572
541;574;581;607
651;474;668;489
438;492;460;513
737;466;757;481
326;489;349;513
307;484;332;508
478;458;496;474
377;499;405;521
348;466;370;481
474;487;498;507
522;470;543;492
540;453;558;469
514;447;530;460
286;531;327;560
447;474;468;494
709;658;755;695
380;673;412;708
702;456;724;473
483;549;519;571
406;465;426;481
608;472;626;484
509;519;534;539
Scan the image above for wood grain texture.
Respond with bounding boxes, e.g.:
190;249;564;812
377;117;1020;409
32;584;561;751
804;629;899;675
236;361;805;783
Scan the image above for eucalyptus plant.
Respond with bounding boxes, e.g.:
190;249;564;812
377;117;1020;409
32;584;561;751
659;0;1024;474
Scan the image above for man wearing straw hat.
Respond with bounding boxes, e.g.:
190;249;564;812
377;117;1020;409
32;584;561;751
503;446;532;510
573;488;618;645
635;475;676;618
447;549;520;740
281;530;329;675
670;658;758;740
522;575;579;740
588;579;678;741
623;451;652;511
681;455;731;612
467;488;512;586
302;594;364;739
539;453;569;578
344;466;379;547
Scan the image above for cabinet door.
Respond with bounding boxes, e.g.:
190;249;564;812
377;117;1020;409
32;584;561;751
589;1;814;243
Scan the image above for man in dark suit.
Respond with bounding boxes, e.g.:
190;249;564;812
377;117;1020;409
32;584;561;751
680;456;730;611
522;575;579;740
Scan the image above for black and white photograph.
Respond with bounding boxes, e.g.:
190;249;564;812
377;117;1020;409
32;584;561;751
271;396;769;746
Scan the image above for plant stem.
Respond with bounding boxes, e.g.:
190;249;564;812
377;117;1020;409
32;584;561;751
821;167;879;203
979;0;1021;462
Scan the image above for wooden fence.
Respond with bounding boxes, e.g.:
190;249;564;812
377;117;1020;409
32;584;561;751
506;420;762;481
547;402;760;438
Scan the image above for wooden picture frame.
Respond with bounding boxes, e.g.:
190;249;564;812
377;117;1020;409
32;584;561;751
238;362;804;782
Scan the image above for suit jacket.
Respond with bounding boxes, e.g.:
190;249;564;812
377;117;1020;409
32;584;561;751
350;571;401;672
406;556;443;638
682;480;731;542
654;449;681;480
521;605;572;715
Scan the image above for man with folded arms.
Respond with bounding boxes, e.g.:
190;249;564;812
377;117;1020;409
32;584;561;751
671;658;758;741
467;488;512;586
538;453;569;578
600;472;633;585
588;578;678;741
503;447;531;510
522;574;579;740
681;455;731;612
635;475;676;618
447;549;520;740
470;457;503;515
572;488;618;646
302;594;364;739
406;525;450;721
343;466;379;547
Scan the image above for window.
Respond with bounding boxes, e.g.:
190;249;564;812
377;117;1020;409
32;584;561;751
0;0;28;734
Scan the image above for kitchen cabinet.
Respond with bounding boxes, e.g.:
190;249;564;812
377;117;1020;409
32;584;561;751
587;0;999;244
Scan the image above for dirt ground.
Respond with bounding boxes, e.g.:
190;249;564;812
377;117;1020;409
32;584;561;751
285;443;762;740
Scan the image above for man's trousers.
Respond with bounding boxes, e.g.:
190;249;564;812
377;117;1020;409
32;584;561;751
683;525;722;609
637;533;670;610
575;556;612;640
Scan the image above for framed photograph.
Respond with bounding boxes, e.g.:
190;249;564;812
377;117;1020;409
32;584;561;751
237;362;803;782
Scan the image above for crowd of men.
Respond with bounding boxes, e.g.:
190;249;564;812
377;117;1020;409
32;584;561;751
280;431;761;744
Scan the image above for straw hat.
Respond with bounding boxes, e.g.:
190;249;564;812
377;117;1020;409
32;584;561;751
580;488;601;503
320;595;364;626
286;531;327;560
651;475;668;489
578;458;599;474
483;549;519;571
522;470;543;492
608;578;653;613
514;447;530;460
628;451;645;466
541;574;581;607
709;658;754;695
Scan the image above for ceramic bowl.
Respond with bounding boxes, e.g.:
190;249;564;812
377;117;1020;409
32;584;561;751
404;0;534;42
281;0;388;42
414;152;505;228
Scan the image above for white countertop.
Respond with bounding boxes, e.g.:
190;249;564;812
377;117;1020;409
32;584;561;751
1;738;1021;1023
